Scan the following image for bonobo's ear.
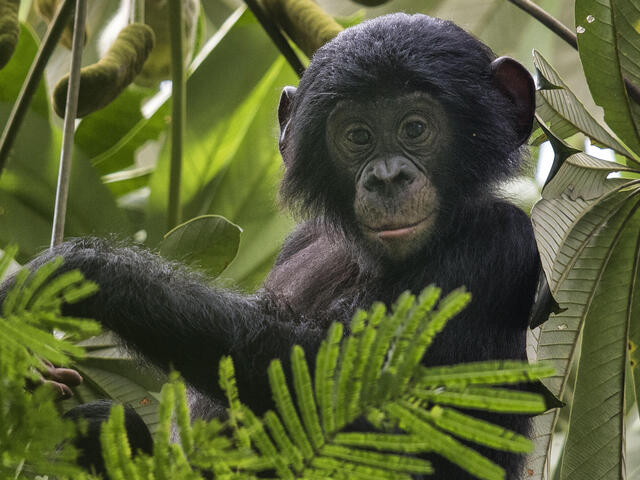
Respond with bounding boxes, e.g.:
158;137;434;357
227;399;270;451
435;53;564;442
278;86;297;159
490;56;536;146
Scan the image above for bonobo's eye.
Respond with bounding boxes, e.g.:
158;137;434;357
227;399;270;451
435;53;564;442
346;128;372;146
403;120;426;139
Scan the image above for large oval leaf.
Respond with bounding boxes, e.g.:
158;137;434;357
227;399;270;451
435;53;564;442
158;214;242;278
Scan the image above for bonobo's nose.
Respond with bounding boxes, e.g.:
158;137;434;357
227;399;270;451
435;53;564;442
363;156;418;194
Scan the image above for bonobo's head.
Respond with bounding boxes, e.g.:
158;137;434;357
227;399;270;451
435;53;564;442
278;13;535;262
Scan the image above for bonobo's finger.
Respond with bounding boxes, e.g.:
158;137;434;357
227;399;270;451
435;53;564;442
42;379;74;399
46;366;83;387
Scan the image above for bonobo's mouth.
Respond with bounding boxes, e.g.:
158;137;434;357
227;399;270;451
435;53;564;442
362;214;434;240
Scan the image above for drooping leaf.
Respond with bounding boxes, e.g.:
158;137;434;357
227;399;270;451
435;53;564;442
575;0;640;156
74;86;160;176
558;196;640;480
611;0;640;136
102;165;154;198
530;148;640;479
158;214;242;278
533;50;629;158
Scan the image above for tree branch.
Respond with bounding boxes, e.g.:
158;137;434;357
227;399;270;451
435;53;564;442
51;0;87;247
167;0;185;230
506;0;640;106
0;0;75;177
244;0;305;77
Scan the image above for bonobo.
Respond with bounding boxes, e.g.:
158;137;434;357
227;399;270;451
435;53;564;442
0;13;539;479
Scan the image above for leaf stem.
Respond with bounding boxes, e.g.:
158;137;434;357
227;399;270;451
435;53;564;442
130;0;145;23
168;0;185;230
0;0;74;177
506;0;640;106
50;0;87;248
244;0;305;77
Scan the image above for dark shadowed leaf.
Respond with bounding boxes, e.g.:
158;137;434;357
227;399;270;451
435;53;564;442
575;0;640;158
530;148;640;480
533;50;629;158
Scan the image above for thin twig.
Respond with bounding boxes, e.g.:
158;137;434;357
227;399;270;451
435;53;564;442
168;0;185;230
506;0;640;105
507;0;577;49
244;0;305;77
0;0;74;177
51;0;87;248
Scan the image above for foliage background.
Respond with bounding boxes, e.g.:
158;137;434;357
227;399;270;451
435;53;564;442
3;0;640;479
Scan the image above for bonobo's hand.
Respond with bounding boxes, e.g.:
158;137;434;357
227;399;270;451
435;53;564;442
27;359;83;400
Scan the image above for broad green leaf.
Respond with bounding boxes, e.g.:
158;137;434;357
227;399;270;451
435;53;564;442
611;0;640;136
575;0;640;156
530;152;640;479
0;24;48;116
559;198;640;480
103;165;154;197
631;271;640;412
0;27;130;262
74;86;158;175
158;214;242;278
533;50;629;157
145;9;297;290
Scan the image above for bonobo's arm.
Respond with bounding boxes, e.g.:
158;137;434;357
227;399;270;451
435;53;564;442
0;238;321;413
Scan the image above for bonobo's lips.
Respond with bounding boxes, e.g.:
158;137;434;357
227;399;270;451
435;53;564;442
363;214;434;240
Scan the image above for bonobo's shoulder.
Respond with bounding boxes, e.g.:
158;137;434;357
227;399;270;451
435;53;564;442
476;200;534;236
273;221;323;266
455;199;538;263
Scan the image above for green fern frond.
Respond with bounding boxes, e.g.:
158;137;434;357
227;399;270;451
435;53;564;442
0;248;101;479
292;345;324;449
414;385;546;413
269;358;315;459
223;285;551;480
219;355;251;448
264;409;305;470
419;360;555;388
334;432;432;453
155;381;176;480
426;405;532;452
315;322;342;434
90;284;552;480
386;402;505;480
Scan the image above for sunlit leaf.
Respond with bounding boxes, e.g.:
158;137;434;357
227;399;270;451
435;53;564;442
145;9;297;290
0;27;130;262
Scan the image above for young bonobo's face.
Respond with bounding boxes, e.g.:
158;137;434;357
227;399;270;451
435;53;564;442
326;92;450;260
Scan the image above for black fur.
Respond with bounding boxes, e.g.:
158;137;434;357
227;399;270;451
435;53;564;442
63;401;153;476
1;14;540;479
